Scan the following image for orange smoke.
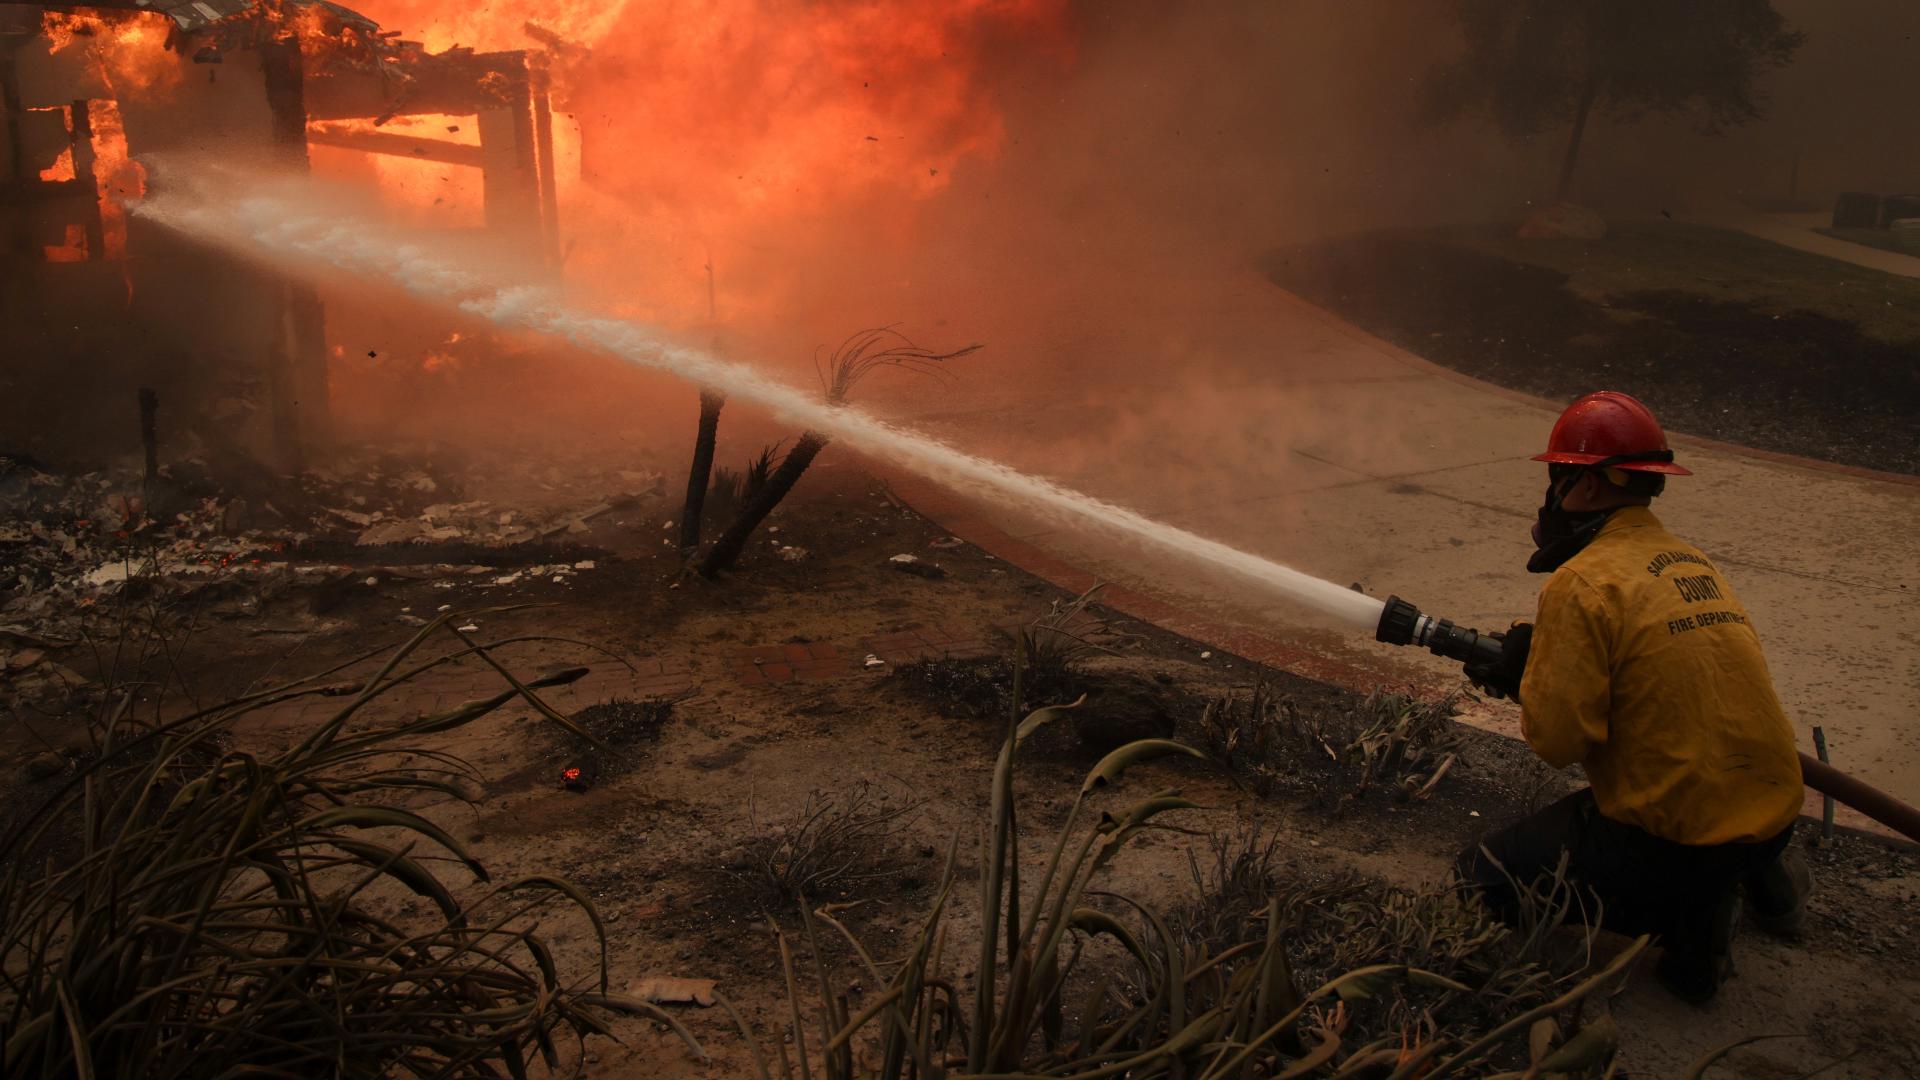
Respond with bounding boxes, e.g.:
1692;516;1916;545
351;0;1075;217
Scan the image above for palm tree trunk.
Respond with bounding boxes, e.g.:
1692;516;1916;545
697;431;829;577
1554;72;1600;203
678;387;726;553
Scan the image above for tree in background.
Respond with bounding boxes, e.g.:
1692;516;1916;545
1428;0;1804;202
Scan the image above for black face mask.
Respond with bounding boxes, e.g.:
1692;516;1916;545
1527;468;1612;574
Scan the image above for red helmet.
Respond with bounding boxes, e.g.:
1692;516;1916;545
1533;391;1692;475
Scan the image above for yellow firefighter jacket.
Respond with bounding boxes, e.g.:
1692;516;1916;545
1517;507;1803;845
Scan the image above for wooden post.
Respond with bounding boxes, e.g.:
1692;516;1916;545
258;35;329;469
1812;726;1833;845
532;74;561;266
477;66;545;259
1;39;32;265
68;99;105;260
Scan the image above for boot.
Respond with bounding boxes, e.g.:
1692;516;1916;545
1655;888;1740;1005
1745;845;1812;939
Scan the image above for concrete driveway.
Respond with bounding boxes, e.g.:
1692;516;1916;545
866;257;1920;827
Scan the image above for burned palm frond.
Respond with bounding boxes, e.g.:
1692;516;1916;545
732;781;926;908
0;614;700;1078
728;695;1644;1079
705;442;782;529
743;440;780;497
679;387;729;552
813;325;982;406
699;327;978;578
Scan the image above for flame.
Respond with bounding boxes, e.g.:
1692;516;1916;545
43;224;89;263
41;11;183;97
309;114;488;227
46;0;1075;325
349;0;1075;309
88;100;145;261
38;144;75;183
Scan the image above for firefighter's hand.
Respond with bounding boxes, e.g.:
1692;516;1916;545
1465;622;1532;701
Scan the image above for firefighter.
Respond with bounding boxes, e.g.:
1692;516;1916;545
1458;390;1810;1003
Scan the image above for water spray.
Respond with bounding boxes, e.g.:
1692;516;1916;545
131;167;1385;631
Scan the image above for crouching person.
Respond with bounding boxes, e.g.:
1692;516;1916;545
1456;391;1809;1003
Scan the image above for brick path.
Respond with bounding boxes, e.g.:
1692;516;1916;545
724;642;849;686
859;624;996;665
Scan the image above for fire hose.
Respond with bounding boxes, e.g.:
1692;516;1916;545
1375;595;1920;846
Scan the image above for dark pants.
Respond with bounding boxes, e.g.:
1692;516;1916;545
1456;789;1791;971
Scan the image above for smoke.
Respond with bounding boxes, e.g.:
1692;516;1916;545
23;1;1917;512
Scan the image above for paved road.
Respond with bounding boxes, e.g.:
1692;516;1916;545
864;256;1920;824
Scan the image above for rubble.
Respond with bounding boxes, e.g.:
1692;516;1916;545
0;449;662;697
888;553;947;579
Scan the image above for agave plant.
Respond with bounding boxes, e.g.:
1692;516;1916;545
0;612;698;1078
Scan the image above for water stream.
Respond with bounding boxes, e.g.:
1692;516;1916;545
136;176;1386;632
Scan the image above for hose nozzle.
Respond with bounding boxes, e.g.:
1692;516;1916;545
1375;595;1507;670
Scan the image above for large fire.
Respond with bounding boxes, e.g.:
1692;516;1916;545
34;1;1076;334
41;11;185;97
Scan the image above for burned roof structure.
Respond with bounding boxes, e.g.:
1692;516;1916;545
2;0;561;470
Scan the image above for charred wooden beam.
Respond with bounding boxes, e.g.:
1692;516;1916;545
0;177;92;203
259;33;327;472
304;50;539;122
1;36;29;265
68;99;104;260
258;36;312;171
476;69;542;255
531;75;560;264
304;121;485;167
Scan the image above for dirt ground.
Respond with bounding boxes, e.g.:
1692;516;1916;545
3;459;1916;1078
1261;220;1920;476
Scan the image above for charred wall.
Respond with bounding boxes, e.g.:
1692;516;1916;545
2;6;298;470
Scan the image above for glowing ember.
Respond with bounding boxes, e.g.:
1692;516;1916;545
560;766;586;790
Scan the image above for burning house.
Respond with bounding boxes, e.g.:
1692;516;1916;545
0;0;562;471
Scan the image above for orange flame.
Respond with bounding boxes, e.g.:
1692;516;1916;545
349;0;1075;229
38;143;75;184
41;11;183;97
89;99;145;261
43;224;89;263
